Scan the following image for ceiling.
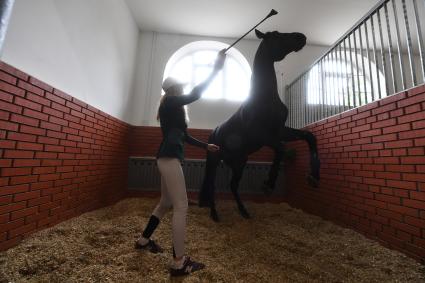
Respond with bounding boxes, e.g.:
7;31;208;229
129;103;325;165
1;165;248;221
124;0;379;46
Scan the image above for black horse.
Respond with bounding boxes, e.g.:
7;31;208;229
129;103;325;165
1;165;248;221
198;30;320;221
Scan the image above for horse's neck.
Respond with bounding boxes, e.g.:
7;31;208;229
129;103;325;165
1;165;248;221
251;46;278;96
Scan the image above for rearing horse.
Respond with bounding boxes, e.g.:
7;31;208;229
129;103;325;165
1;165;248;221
199;30;321;221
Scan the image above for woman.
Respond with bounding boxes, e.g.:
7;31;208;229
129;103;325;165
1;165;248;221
135;50;226;277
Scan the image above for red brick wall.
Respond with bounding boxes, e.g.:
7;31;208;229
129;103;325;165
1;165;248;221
129;126;275;162
0;62;131;250
285;85;425;262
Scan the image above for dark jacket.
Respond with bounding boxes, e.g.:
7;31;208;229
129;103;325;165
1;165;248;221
156;89;207;161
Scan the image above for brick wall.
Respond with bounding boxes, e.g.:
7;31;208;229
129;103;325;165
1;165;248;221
285;85;425;262
129;126;274;162
0;62;131;250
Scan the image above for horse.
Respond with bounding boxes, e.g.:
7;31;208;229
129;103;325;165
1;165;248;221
198;29;321;222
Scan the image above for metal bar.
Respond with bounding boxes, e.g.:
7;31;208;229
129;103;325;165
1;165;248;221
305;74;310;124
359;23;368;105
297;80;300;128
295;80;298;128
330;50;336;115
292;86;295;127
291;84;298;128
384;3;397;93
288;0;391;86
333;48;342;114
317;61;322;119
413;0;425;83
402;0;416;86
303;75;307;126
295;81;298;128
289;86;293;127
337;45;343;113
328;52;334;116
338;43;346;112
302;76;306;127
323;55;329;117
315;64;320;121
308;68;311;122
292;84;295;128
314;64;322;121
320;59;325;119
391;0;406;90
286;87;289;127
291;85;297;128
354;30;362;106
371;14;382;99
348;34;356;107
377;8;390;96
364;20;375;102
305;73;309;124
343;39;351;109
308;74;312;125
335;48;342;114
290;86;294;127
300;79;303;128
290;84;294;128
306;75;310;124
299;79;303;128
286;86;290;127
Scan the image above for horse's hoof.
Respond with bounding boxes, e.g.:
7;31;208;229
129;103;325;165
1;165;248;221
211;211;220;222
261;182;273;196
241;210;251;219
306;175;319;188
238;205;251;219
198;199;209;208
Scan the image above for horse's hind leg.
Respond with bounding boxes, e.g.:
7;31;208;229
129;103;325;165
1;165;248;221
262;143;283;195
199;152;220;222
229;159;250;219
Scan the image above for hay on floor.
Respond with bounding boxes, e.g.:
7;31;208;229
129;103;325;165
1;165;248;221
0;197;424;282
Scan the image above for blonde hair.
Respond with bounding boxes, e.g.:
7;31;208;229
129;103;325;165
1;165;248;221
157;87;188;122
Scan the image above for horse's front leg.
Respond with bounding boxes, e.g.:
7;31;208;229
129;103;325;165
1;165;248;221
230;160;250;219
281;127;320;187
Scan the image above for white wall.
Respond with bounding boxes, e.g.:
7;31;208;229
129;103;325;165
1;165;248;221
128;31;328;128
1;1;328;127
1;0;139;123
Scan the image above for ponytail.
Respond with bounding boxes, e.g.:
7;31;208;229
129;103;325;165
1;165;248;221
156;89;189;122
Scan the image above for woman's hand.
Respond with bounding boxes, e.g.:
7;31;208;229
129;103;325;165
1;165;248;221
213;49;227;71
192;49;226;96
207;144;220;152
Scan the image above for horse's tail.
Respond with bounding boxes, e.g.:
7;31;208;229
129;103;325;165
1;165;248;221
208;126;219;144
199;127;220;207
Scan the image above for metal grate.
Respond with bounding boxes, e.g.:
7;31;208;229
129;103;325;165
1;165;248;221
128;157;285;194
286;0;425;128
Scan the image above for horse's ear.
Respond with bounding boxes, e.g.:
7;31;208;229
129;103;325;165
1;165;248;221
255;29;265;39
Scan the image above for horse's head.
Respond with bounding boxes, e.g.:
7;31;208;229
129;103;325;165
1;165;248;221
255;29;306;61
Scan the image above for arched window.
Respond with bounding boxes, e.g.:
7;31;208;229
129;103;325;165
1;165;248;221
163;41;251;101
307;53;387;106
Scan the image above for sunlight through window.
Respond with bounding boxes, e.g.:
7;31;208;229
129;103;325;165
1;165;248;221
307;53;386;106
163;41;251;101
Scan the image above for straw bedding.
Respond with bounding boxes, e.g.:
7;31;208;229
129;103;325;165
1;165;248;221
0;197;424;282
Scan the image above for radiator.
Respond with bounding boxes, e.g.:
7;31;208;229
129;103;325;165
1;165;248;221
128;157;286;195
